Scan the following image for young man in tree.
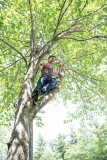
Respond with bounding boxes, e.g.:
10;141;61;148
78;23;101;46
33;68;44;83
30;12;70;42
32;55;62;101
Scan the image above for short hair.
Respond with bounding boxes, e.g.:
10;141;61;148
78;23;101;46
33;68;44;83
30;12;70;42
48;55;56;59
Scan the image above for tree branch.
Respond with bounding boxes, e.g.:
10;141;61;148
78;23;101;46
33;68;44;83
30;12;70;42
53;3;107;41
0;1;7;6
39;25;82;58
81;0;88;12
67;3;107;30
53;0;67;37
67;68;107;96
54;22;83;40
0;58;22;72
68;70;86;105
28;0;36;53
60;0;73;19
77;3;107;24
4;35;29;44
88;24;101;32
15;9;30;20
66;66;107;82
78;79;105;100
62;35;107;41
53;0;73;37
54;28;83;40
64;52;97;64
28;0;33;27
0;38;27;66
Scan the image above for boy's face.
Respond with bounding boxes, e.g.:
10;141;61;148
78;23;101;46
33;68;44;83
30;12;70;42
48;57;56;63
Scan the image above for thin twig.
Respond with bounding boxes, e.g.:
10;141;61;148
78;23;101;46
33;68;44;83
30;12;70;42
15;9;30;20
78;79;105;99
65;2;107;31
2;48;10;53
0;58;22;72
81;0;88;12
68;70;106;108
76;3;107;24
88;24;101;32
64;52;97;64
66;66;107;82
61;35;107;41
68;70;86;106
4;36;29;44
0;38;27;66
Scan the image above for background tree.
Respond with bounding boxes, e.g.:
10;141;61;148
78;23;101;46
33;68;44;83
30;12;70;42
64;118;107;160
39;150;55;160
33;118;107;160
0;0;107;159
33;134;47;160
50;134;66;160
0;126;11;160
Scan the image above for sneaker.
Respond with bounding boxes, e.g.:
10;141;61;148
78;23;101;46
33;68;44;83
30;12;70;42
32;91;38;101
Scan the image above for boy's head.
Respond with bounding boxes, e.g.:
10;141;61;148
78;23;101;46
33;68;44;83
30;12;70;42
48;55;56;60
48;55;56;64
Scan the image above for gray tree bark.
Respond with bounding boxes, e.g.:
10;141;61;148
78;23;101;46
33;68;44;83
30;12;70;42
29;121;33;160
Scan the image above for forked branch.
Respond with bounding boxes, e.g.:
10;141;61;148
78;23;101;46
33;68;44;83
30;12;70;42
53;0;73;37
53;2;107;41
0;38;27;66
53;0;67;37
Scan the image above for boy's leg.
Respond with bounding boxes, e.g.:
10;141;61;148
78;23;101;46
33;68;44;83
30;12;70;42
32;89;41;101
32;76;48;101
41;78;57;94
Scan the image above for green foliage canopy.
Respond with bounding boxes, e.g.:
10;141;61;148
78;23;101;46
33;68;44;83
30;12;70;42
0;0;107;125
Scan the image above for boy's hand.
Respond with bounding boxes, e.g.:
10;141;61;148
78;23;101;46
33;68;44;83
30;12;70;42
36;54;41;59
59;63;62;68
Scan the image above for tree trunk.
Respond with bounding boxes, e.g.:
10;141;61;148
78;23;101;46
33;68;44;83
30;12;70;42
7;107;32;160
6;35;64;159
7;54;39;160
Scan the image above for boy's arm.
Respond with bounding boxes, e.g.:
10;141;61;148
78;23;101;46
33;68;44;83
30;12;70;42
38;63;44;71
54;63;62;76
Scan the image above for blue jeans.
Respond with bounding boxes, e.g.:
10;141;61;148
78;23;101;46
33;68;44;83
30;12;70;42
32;76;57;95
